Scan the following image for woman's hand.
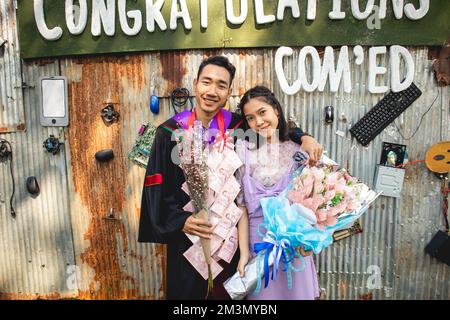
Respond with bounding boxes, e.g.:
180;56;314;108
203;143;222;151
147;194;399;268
296;246;313;257
300;135;323;165
237;253;250;277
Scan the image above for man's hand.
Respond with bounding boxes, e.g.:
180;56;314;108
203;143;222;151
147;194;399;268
301;135;323;165
182;211;213;239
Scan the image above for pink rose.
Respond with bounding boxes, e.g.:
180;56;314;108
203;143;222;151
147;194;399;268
311;194;325;212
302;176;314;197
300;198;314;211
316;209;328;222
311;167;325;182
332;202;346;215
288;190;306;203
324;190;336;202
325;216;338;226
325;172;340;185
313;181;325;194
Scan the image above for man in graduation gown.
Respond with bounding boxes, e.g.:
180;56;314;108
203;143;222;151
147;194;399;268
138;56;323;300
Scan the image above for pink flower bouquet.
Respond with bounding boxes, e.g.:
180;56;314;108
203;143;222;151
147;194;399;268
287;163;370;230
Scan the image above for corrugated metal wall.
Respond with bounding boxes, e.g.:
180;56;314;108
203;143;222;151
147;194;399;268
1;7;449;300
0;53;76;299
278;46;450;300
0;0;24;133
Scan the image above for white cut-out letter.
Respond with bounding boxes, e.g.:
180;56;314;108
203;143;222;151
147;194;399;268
390;45;415;92
170;0;192;30
319;46;352;93
392;0;404;19
298;46;321;93
65;0;87;35
378;0;387;19
368;46;388;94
225;0;248;25
255;0;276;25
351;0;375;20
34;0;63;40
353;45;364;65
146;0;167;32
404;0;429;20
200;0;208;28
118;0;142;36
307;0;317;20
329;0;346;19
275;47;301;95
277;0;300;20
92;0;116;36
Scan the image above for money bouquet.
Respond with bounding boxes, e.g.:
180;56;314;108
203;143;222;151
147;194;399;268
177;120;214;298
224;154;381;300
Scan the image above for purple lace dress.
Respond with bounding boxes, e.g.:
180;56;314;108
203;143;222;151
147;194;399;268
235;140;320;300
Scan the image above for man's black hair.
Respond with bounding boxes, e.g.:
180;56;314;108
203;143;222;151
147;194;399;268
197;56;236;86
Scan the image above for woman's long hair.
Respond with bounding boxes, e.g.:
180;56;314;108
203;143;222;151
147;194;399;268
238;86;289;148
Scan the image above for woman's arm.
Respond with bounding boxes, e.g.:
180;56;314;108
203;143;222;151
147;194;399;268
237;206;250;277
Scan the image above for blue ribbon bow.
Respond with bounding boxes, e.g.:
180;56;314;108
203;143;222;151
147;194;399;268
253;227;299;295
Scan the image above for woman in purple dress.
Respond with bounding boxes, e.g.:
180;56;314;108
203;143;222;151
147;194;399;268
235;86;320;300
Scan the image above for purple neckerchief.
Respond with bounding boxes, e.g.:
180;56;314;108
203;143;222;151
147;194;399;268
172;108;233;144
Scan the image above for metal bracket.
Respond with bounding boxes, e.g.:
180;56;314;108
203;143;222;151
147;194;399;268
103;208;121;221
14;82;35;89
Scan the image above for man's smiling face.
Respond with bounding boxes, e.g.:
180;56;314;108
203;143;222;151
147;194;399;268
194;64;232;117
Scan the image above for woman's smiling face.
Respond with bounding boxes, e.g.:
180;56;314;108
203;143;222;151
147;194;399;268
243;98;279;141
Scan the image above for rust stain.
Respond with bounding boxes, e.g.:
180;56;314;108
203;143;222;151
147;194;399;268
135;205;140;220
432;36;450;86
160;51;187;96
0;292;69;300
154;244;167;299
0;124;24;133
337;280;348;300
202;50;223;59
129;250;145;273
0;292;154;301
360;292;373;300
35;58;56;66
67;54;148;299
118;54;146;91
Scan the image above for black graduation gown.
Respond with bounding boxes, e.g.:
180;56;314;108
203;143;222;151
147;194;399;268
138;112;306;300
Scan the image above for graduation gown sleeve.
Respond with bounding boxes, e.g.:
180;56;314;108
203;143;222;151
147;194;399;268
138;124;191;244
288;127;308;145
